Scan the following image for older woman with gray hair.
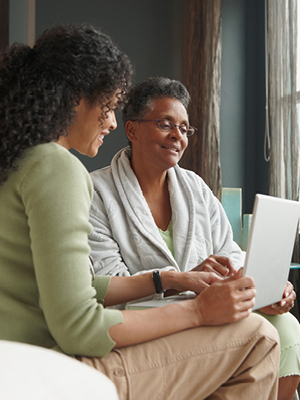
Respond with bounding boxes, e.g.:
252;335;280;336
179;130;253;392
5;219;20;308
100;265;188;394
89;76;300;400
89;77;241;277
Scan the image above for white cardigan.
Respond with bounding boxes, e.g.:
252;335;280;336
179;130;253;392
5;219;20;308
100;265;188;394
89;147;242;276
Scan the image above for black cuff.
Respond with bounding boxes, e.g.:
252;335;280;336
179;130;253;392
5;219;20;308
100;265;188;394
152;270;164;294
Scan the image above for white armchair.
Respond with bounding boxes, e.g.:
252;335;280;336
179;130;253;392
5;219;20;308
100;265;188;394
0;340;119;400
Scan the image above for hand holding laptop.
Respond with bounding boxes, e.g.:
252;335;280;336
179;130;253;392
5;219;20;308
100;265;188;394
241;194;300;310
259;280;296;315
194;269;256;325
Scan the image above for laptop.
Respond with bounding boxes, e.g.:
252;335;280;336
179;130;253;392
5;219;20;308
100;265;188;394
126;194;300;311
241;194;300;310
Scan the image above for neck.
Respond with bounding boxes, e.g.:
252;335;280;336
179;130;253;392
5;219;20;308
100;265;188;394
130;154;168;198
130;155;172;230
55;136;70;150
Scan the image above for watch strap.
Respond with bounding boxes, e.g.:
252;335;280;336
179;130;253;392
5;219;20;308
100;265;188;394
152;270;164;294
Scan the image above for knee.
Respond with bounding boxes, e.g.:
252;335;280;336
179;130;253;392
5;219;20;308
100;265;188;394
245;313;280;344
256;311;300;347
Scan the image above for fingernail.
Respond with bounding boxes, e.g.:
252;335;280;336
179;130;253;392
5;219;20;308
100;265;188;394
280;300;286;306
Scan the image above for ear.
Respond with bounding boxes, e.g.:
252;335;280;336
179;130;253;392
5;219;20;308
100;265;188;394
125;120;138;143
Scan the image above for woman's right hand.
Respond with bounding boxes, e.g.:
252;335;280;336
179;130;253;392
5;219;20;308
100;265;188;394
192;269;256;326
162;270;222;295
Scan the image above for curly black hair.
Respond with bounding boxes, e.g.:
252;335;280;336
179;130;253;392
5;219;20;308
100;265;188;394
0;23;133;183
122;76;190;125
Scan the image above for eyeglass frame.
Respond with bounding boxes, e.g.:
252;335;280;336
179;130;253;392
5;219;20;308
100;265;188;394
131;119;197;137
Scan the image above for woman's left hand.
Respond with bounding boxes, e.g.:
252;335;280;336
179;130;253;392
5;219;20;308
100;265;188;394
163;270;222;296
259;281;296;315
191;255;236;278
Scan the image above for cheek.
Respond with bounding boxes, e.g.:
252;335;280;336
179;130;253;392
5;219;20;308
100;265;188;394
182;138;189;151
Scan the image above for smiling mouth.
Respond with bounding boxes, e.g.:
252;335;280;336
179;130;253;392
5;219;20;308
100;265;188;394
162;145;179;153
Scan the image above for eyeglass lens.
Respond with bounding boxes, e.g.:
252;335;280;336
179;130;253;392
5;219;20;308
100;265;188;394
157;120;195;136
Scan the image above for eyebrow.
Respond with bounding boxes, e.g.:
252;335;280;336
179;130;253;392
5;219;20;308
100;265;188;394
160;115;189;125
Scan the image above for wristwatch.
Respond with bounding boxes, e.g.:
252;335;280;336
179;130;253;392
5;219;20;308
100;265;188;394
152;270;164;294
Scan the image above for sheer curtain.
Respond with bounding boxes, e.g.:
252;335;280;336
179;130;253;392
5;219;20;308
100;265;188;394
267;0;300;317
180;0;222;197
268;0;300;202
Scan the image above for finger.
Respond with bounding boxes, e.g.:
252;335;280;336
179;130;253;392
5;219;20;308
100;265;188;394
213;256;236;275
211;263;234;277
285;290;296;302
272;303;286;310
281;290;296;304
283;281;293;295
199;259;231;278
283;281;294;298
201;255;235;277
201;265;225;278
224;269;255;288
239;298;256;311
204;271;223;284
228;300;255;322
238;287;256;302
271;305;291;314
272;296;294;311
281;296;295;308
291;300;295;309
224;268;243;281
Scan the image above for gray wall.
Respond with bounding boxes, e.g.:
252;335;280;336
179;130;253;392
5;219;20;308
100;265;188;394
35;0;184;172
221;0;268;213
9;0;30;45
9;0;268;213
220;0;246;191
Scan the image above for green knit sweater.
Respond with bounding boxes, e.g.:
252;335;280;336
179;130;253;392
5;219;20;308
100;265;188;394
0;143;123;357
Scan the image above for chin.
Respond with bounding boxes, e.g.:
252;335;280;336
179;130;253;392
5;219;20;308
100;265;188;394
89;150;99;158
76;147;99;158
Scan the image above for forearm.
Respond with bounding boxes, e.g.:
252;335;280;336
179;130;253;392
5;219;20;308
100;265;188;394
109;300;198;347
104;270;213;307
104;271;178;306
104;273;157;306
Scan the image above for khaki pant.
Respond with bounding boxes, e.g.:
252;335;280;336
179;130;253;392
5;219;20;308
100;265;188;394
78;313;280;400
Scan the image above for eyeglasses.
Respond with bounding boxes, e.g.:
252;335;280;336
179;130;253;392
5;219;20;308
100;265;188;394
132;119;197;137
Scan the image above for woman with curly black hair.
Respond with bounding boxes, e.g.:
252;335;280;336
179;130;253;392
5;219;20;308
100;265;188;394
0;24;131;182
0;24;280;400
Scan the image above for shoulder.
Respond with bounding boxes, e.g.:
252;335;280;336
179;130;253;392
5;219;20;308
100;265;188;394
90;146;130;190
20;143;93;198
174;165;218;205
90;165;112;184
174;165;210;190
26;142;85;171
90;165;114;198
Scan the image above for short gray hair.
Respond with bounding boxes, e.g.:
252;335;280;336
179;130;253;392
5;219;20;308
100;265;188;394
122;76;190;125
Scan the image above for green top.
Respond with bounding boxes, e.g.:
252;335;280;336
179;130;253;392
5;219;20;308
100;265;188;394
158;220;175;256
0;143;123;357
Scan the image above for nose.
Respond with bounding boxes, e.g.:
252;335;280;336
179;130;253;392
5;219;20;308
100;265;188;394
109;110;117;130
171;125;184;140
